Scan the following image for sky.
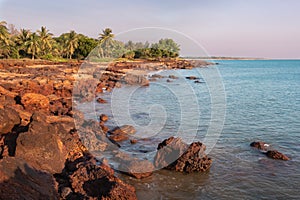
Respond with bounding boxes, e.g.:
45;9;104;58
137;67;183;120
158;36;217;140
0;0;299;58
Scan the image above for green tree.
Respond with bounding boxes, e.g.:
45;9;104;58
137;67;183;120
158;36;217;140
73;34;98;59
0;21;10;45
24;33;41;60
63;30;79;59
98;28;115;57
37;26;53;56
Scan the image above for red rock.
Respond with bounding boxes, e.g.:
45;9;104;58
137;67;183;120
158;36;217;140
0;157;58;200
15;112;68;174
0;107;21;134
130;139;138;144
154;137;212;173
21;93;50;111
100;114;109;122
266;150;290;161
96;97;107;104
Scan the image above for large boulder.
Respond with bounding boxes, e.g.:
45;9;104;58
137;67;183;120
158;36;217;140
154;137;212;173
15;112;68;174
0;157;58;200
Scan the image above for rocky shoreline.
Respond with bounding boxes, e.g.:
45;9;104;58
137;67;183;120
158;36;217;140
0;59;213;199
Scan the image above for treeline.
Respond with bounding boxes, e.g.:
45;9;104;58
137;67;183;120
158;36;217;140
0;21;180;60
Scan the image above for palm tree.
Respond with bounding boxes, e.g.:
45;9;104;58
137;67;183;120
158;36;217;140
24;33;41;60
37;26;53;55
0;21;10;45
98;28;115;57
64;30;79;59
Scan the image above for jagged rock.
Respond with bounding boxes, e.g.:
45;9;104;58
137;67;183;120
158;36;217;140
0;107;21;134
15;112;68;174
0;157;58;200
266;150;290;161
21;93;50;111
154;137;212;173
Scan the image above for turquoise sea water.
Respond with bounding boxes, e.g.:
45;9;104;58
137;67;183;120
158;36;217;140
88;60;300;199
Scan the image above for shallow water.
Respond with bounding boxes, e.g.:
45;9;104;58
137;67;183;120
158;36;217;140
79;60;300;199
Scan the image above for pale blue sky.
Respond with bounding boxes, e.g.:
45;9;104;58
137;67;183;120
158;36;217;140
0;0;299;58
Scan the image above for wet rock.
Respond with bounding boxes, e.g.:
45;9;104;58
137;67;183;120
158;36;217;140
119;159;154;179
100;114;109;122
0;107;21;134
96;97;107;104
194;80;205;84
166;79;172;83
250;141;269;151
154;137;212;173
108;125;136;142
64;157;137;199
130;139;138;144
168;75;179;79
186;76;200;80
0;157;58;200
266;150;290;161
110;125;136;135
21;93;50;111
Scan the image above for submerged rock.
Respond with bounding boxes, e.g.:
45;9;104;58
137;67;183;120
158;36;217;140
154;137;212;173
250;141;269;151
108;125;136;142
266;150;290;161
119;159;154;179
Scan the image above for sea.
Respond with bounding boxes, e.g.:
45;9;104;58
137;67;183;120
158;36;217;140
77;60;300;199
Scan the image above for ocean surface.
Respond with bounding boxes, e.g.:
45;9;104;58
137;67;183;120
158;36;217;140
79;60;300;199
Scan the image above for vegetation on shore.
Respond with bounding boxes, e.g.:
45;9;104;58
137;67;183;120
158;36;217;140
0;21;180;61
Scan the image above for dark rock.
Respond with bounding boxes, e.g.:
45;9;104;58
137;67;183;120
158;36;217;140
100;114;109;122
66;158;137;199
194;80;205;84
15;112;68;174
154;137;212;173
266;150;290;161
0;107;21;134
166;79;172;83
0;157;58;200
186;76;199;80
96;97;107;104
130;139;138;144
108;125;136;142
119;159;154;179
250;141;269;151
